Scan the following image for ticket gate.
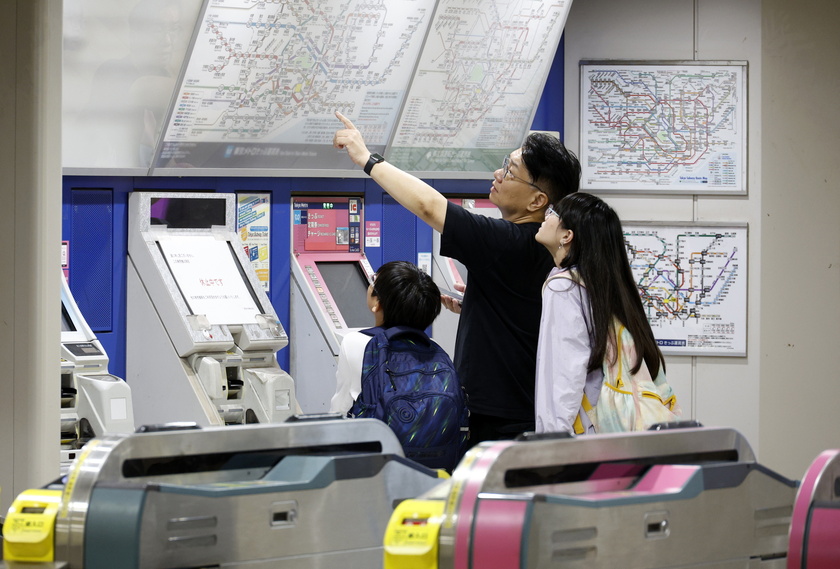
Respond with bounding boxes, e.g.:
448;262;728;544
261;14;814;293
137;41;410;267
384;426;799;569
2;418;446;568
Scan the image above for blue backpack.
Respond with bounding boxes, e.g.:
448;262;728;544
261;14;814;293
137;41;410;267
349;326;469;472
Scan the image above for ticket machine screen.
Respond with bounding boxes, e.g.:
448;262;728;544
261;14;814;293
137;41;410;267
315;261;374;329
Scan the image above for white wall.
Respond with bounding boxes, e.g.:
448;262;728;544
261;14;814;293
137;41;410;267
564;0;840;480
760;0;840;479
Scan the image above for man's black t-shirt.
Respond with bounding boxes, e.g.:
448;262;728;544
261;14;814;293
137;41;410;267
440;201;554;422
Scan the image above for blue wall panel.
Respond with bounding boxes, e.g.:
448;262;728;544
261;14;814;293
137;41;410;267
69;189;114;331
381;194;418;267
531;37;565;133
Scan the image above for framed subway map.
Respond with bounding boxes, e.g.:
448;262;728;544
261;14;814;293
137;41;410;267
581;61;748;194
623;221;748;357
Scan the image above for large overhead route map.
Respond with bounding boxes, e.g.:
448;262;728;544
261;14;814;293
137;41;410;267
624;223;747;356
153;0;436;171
581;62;747;193
388;0;573;173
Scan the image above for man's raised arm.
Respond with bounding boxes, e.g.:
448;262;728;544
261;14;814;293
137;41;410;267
333;111;448;233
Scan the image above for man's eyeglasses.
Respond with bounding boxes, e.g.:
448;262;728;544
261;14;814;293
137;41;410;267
545;204;559;219
502;155;544;193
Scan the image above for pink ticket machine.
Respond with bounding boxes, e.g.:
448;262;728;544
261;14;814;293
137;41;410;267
289;196;375;412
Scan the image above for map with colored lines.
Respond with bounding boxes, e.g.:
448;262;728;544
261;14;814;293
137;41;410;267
389;0;573;172
624;223;747;356
581;62;747;193
154;0;437;169
153;0;573;172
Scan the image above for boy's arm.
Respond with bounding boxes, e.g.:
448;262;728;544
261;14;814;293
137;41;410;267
333;111;448;233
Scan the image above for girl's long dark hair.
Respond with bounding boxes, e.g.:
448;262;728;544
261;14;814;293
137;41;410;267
556;193;665;377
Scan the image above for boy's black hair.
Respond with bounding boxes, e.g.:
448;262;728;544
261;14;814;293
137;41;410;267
372;261;441;330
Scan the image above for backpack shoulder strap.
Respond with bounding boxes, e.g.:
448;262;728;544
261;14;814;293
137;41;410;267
542;269;586;293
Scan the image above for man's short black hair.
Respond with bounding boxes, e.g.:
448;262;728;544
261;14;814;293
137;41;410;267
520;132;581;204
372;261;441;330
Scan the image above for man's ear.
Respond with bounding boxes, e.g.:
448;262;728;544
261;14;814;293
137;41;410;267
528;190;549;212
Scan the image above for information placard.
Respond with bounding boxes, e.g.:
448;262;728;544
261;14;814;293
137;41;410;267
160;235;261;325
237;193;271;291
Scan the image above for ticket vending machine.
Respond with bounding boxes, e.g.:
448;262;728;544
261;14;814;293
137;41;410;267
289;196;375;413
60;272;135;472
126;191;296;427
431;198;500;358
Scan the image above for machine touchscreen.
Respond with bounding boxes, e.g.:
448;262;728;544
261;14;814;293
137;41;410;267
315;261;374;329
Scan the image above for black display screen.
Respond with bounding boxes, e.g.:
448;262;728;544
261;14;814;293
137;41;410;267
315;261;374;329
150;197;227;228
61;303;76;332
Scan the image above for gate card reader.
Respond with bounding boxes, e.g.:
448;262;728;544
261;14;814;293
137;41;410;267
127;191;296;427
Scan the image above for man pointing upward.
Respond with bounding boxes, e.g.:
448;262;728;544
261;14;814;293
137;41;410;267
333;111;581;446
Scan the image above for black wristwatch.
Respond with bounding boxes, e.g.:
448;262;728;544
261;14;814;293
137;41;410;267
363;153;385;175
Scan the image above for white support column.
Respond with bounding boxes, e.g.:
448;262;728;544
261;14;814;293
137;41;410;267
0;0;63;513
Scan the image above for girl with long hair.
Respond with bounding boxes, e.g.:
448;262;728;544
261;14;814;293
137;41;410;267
534;192;679;434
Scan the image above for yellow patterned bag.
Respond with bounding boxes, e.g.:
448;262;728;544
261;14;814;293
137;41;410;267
546;271;681;435
588;321;681;433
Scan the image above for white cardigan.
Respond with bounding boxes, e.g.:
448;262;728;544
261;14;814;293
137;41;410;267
329;330;374;414
535;267;603;434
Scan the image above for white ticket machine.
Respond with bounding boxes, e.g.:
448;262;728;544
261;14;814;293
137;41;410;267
126;191;296;427
289;196;375;413
61;272;134;472
431;198;500;358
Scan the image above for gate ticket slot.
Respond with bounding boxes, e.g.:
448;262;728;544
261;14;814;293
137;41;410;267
289;196;375;413
60;271;135;473
126;191;296;427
